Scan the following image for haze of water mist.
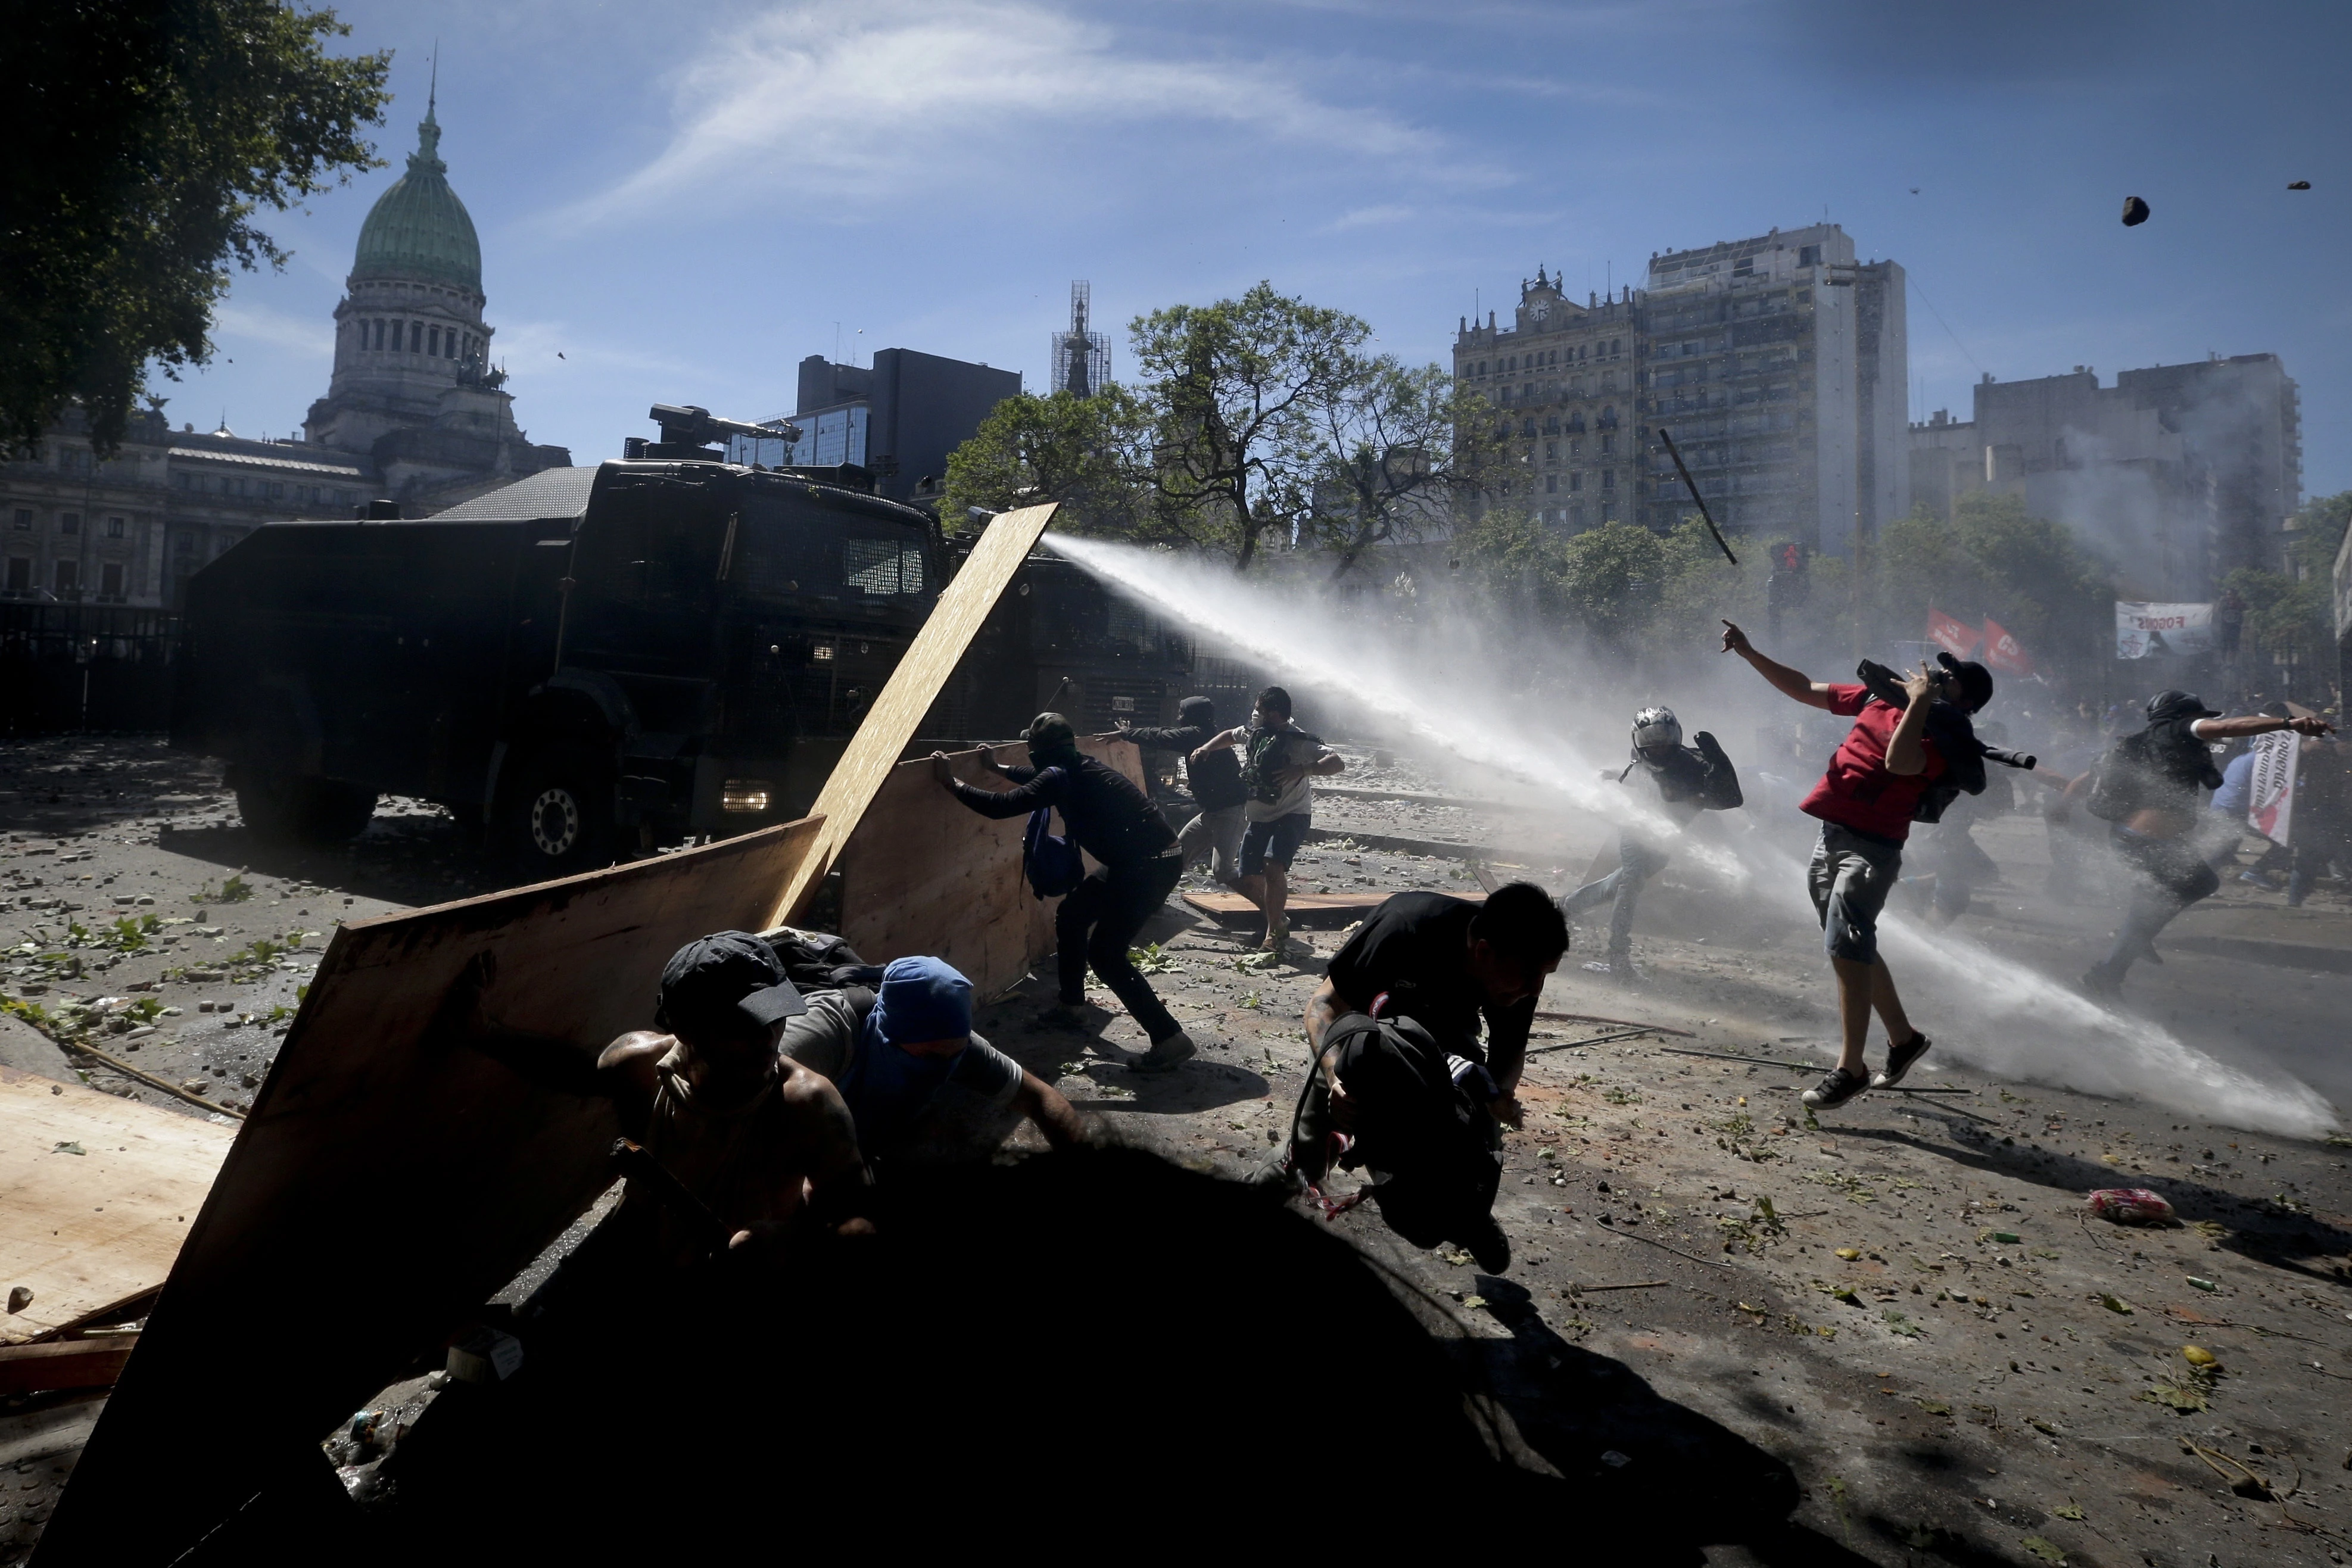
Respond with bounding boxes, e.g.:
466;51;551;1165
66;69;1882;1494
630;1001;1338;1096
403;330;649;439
1046;532;2340;1139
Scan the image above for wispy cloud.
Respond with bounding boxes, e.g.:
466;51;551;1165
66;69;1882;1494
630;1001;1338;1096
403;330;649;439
214;303;335;357
564;0;1472;225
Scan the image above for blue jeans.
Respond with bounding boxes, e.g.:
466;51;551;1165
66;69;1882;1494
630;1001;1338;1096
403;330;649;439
1558;830;1668;961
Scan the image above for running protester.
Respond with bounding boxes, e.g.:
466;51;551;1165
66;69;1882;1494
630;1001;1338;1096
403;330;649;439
1122;696;1248;888
1721;621;1992;1111
1557;705;1742;981
2078;691;2333;1000
1195;687;1344;952
931;715;1198;1072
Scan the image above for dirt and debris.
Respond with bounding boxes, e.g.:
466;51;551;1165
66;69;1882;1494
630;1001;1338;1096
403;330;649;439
5;734;2351;1566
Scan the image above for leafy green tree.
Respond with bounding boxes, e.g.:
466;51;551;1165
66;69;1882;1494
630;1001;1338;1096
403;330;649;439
938;386;1160;538
1130;282;1368;571
1;0;391;454
2222;490;2350;690
1867;492;2110;680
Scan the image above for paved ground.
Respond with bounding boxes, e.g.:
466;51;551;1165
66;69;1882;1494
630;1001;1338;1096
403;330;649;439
5;733;2351;1565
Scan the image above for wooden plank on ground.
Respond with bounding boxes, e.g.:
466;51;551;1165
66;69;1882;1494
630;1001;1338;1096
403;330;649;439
831;735;1143;1000
1180;889;1486;928
0;1066;232;1347
38;816;822;1567
772;501;1057;927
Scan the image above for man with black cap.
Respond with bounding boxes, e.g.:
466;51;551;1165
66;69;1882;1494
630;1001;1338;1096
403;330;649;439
448;931;873;1265
780;954;1086;1164
932;714;1198;1071
1722;622;1993;1112
2080;691;2333;999
1120;695;1248;889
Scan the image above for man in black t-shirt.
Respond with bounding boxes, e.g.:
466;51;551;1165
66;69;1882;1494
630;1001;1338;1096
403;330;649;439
1307;883;1568;1126
1122;694;1248;887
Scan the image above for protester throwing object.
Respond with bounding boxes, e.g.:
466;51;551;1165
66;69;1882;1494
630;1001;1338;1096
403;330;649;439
2078;691;2334;1000
932;713;1199;1072
780;955;1086;1164
1194;685;1345;952
1557;704;1742;982
1721;619;1995;1111
1121;695;1248;889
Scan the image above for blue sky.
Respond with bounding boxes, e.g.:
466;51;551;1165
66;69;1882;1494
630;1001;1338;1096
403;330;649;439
183;0;2351;495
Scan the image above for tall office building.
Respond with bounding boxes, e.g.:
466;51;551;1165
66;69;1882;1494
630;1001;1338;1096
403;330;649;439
1451;222;1908;557
1909;355;2302;601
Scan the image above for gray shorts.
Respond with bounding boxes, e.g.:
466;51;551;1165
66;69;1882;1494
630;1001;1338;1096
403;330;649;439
1807;821;1902;964
1176;804;1246;884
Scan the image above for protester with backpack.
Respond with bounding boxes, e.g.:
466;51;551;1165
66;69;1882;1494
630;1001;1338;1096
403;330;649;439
1193;686;1345;953
1721;621;1993;1112
1557;704;1743;983
2078;691;2333;1000
1292;883;1570;1271
930;713;1199;1072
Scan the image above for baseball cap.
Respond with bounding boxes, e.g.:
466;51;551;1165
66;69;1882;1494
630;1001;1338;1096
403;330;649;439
1932;651;1995;713
656;931;807;1039
2145;690;2220;725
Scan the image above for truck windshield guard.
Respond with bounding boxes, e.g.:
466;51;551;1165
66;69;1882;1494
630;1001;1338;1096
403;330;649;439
734;494;929;604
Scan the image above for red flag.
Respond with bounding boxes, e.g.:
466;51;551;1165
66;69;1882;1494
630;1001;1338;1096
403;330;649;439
1980;618;2034;677
1926;608;1982;660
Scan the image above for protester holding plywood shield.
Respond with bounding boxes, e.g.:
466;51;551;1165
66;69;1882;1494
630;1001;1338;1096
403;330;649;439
932;712;1200;1073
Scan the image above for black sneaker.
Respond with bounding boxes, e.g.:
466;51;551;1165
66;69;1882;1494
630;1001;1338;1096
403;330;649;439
1800;1067;1868;1111
1870;1033;1931;1091
2079;965;2123;1003
1460;1214;1512;1274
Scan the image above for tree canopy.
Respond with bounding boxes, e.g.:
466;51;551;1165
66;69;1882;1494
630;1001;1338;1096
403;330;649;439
1;0;391;454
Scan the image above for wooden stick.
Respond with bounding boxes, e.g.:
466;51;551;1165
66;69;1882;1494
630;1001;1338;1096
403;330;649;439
1527;1027;1652;1055
1600;1226;1732;1269
60;1038;247;1120
1534;1010;1694;1039
1565;1280;1671;1293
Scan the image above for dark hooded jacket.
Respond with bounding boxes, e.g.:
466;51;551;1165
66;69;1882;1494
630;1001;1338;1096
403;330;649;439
1123;696;1247;812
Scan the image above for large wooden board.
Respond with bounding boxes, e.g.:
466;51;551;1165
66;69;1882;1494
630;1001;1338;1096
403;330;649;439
0;1067;233;1346
830;735;1144;1000
772;501;1058;927
36;817;821;1567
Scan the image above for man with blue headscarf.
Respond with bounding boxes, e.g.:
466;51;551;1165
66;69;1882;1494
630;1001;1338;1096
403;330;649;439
781;955;1086;1165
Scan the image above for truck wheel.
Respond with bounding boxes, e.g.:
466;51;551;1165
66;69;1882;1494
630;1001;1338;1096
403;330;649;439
235;772;304;842
505;747;613;877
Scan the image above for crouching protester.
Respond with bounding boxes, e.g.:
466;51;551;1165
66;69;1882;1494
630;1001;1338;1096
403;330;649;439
1722;621;1996;1112
932;713;1198;1072
447;931;876;1278
1285;884;1569;1271
779;955;1087;1166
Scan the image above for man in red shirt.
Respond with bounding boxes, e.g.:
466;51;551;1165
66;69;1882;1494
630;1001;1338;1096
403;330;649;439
1721;620;1990;1110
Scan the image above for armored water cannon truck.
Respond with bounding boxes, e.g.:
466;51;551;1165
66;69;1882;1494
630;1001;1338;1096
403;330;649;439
171;404;942;877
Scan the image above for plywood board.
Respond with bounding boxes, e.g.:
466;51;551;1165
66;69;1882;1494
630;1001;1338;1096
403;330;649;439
772;501;1057;927
830;735;1144;1000
38;816;821;1567
0;1067;233;1346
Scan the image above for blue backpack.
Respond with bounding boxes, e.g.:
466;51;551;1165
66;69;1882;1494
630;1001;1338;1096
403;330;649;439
1021;770;1086;900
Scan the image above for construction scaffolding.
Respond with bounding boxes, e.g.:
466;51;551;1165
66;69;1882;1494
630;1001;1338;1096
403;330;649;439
1050;280;1111;398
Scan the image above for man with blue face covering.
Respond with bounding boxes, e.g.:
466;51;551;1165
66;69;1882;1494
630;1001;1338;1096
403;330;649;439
780;955;1086;1166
